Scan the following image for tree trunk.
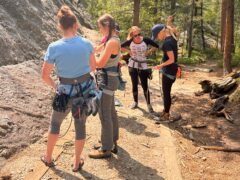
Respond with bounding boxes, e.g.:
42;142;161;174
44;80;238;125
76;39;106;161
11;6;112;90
171;0;176;14
200;0;205;50
133;0;140;26
182;30;186;58
231;1;235;53
216;24;219;49
153;0;158;15
188;0;195;58
221;0;227;52
223;0;234;74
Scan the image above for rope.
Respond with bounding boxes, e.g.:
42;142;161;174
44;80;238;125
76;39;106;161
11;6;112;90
59;115;73;138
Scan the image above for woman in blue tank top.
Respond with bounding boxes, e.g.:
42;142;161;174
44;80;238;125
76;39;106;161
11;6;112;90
41;5;97;172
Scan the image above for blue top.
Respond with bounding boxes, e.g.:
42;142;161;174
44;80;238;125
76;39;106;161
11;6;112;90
44;36;93;78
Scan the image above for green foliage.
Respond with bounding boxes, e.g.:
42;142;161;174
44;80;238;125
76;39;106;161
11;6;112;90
217;53;240;68
178;50;207;65
81;0;240;68
204;48;222;60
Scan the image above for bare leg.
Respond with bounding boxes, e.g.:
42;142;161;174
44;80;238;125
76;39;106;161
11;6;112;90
45;133;59;163
73;140;85;169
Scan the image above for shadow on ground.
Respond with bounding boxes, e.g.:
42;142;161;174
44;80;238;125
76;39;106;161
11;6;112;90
107;146;164;180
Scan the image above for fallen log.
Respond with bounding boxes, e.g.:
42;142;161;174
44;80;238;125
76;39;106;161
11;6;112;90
229;87;240;104
187;67;214;73
211;95;229;112
227;71;240;79
199;80;212;93
214;109;234;123
201;146;240;152
211;77;236;95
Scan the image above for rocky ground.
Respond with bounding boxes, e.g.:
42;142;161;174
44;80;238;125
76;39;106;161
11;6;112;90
0;62;240;179
0;0;93;66
1;1;240;179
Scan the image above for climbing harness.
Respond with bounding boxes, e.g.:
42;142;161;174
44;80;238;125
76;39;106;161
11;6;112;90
54;74;101;138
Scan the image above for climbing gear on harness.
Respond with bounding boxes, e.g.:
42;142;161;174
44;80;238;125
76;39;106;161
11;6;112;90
52;92;71;112
72;97;85;119
95;69;108;89
95;66;120;90
71;77;101;119
52;73;92;113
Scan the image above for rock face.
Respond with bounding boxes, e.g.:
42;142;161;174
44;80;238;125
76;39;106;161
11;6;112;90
0;0;93;66
0;0;98;165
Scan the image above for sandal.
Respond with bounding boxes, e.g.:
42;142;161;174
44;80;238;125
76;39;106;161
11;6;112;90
40;156;56;167
72;158;84;172
93;142;102;150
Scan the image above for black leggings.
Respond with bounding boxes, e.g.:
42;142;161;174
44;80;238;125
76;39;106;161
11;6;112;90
162;74;175;113
128;67;150;104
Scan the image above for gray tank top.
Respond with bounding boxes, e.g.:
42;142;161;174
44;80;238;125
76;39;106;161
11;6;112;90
104;36;121;69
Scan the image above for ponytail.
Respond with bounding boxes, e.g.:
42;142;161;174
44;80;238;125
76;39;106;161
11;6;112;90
97;14;116;42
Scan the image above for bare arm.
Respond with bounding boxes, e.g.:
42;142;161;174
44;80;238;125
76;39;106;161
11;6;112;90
90;52;96;72
94;43;104;54
96;39;119;68
154;51;175;70
41;62;56;90
121;47;132;56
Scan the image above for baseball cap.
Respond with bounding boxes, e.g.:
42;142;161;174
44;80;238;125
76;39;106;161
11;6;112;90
151;24;165;40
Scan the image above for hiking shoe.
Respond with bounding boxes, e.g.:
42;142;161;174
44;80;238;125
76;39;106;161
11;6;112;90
88;149;112;159
147;104;154;113
130;102;138;109
93;142;118;154
111;143;118;154
154;112;170;124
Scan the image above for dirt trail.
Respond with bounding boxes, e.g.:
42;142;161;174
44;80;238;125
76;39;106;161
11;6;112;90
1;63;240;179
0;67;180;180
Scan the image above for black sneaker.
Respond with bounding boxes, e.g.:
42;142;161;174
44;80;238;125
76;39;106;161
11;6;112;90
130;102;138;109
147;104;154;113
111;143;118;154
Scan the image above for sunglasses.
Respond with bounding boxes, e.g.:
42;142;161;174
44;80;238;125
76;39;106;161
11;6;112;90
133;33;141;38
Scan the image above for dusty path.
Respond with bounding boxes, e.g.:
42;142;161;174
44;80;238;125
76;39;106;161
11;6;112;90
1;63;240;180
0;67;183;180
